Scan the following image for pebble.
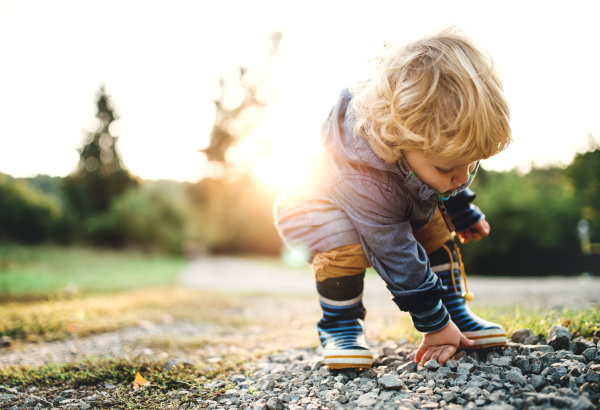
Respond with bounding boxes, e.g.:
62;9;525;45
0;328;598;409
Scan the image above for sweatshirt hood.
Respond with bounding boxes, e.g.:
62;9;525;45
320;88;476;203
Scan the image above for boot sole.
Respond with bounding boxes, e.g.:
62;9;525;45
323;349;373;369
463;329;507;349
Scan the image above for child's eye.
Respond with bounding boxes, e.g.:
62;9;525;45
436;167;453;175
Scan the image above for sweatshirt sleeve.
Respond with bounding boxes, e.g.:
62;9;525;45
331;177;449;333
444;188;484;232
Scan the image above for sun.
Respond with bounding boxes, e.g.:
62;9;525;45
233;104;324;189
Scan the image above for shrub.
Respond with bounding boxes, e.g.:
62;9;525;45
87;187;189;253
0;176;62;243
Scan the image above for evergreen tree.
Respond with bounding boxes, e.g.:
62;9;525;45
63;86;138;219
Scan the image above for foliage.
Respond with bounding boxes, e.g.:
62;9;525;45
0;244;187;300
565;143;600;241
188;175;281;255
0;176;62;243
459;166;584;275
62;86;138;220
86;187;190;253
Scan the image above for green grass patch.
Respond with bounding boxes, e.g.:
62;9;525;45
0;356;254;408
0;244;188;299
376;305;600;344
0;288;240;342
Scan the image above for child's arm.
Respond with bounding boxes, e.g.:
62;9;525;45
414;320;474;366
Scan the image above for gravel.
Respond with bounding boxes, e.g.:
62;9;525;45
1;325;598;409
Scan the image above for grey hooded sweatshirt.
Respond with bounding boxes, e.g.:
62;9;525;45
274;88;482;333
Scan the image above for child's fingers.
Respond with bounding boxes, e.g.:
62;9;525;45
436;345;457;366
459;333;475;348
414;343;427;363
418;346;435;366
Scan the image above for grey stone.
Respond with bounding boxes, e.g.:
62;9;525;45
528;344;554;353
547;325;571;351
0;336;12;348
457;363;475;375
163;357;194;371
506;369;526;385
514;356;531;374
338;394;349;404
491;357;511;367
481;404;515;410
461;386;481;401
570;396;595;410
359;369;377;379
529;375;546;391
0;394;16;402
445;359;459;370
396;361;417;374
524;336;539;345
585;371;599;383
24;395;52;408
266;397;283;410
377;375;405;391
424;359;440;371
582;348;597;362
511;329;535;344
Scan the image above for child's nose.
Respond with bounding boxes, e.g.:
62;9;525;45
452;166;471;185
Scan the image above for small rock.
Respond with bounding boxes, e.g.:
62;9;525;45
570;396;595;410
266;397;284;410
511;329;535;344
530;374;546;391
163;357;194;371
338;395;349;404
424;359;440;371
0;336;12;348
396;361;417;374
24;395;52;408
523;335;539;345
359;369;377;379
547;325;571;351
445;359;459;370
582;348;597;362
377;374;406;390
491;357;511;367
457;363;475;375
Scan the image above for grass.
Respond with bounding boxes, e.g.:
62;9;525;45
0;244;188;299
0;356;249;408
0;288;245;342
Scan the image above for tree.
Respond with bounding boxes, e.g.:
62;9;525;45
63;86;138;219
566;136;600;241
200;31;282;177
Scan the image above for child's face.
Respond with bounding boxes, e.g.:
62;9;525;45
403;150;479;196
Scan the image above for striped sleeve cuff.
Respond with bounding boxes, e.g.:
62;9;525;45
410;300;450;333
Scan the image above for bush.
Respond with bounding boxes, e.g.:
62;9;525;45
460;167;584;275
189;175;282;255
87;187;189;253
0;176;62;243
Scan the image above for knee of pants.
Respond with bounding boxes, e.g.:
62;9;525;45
312;244;371;301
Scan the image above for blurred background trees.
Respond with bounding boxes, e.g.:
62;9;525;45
0;32;598;274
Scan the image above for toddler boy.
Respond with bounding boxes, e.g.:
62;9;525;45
274;27;512;369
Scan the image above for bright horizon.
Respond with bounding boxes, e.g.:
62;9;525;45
1;1;599;188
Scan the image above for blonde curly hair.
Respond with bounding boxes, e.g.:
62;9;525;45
350;27;512;163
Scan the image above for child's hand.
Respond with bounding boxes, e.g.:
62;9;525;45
414;320;474;366
457;218;490;244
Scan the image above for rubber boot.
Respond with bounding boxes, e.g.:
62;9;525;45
317;272;373;369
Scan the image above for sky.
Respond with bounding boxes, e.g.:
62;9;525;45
1;0;599;187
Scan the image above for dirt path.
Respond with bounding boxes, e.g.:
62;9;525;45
2;257;598;367
178;255;600;310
